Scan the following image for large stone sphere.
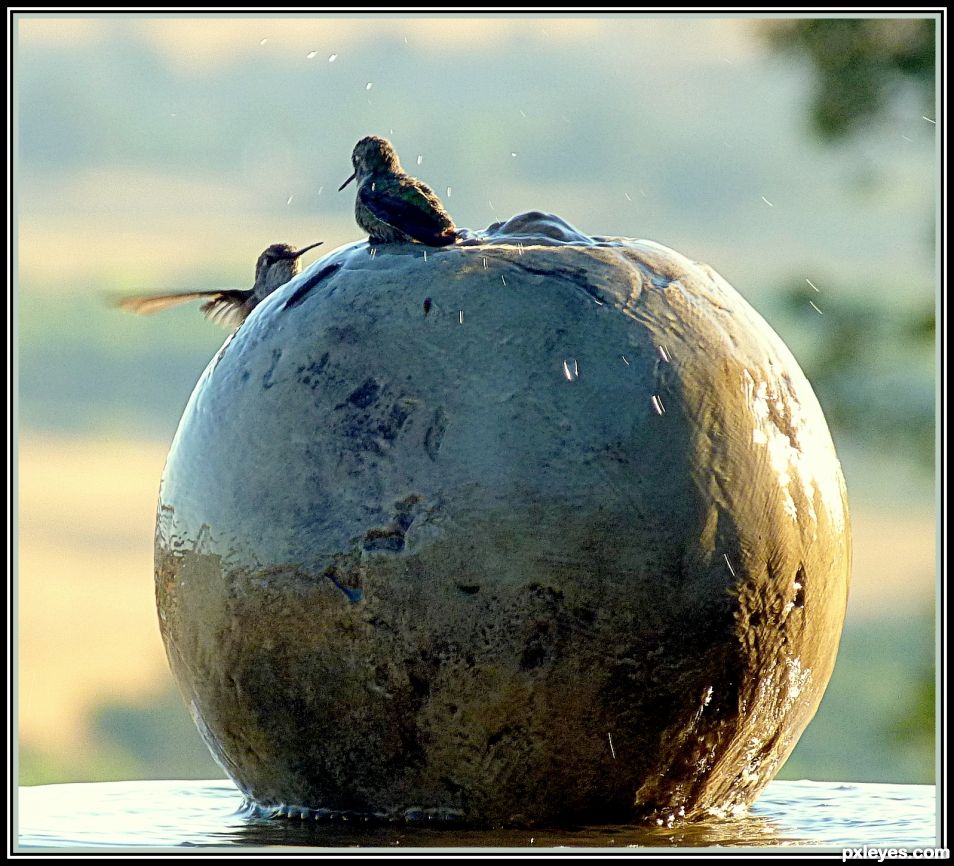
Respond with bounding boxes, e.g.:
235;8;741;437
155;213;850;826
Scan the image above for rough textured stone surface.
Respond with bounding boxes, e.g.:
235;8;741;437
155;212;851;826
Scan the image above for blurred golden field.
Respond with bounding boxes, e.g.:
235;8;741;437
18;436;170;750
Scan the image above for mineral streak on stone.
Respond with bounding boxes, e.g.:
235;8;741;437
155;211;850;827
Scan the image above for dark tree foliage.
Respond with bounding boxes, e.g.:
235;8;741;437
781;286;935;468
889;665;936;775
764;18;936;138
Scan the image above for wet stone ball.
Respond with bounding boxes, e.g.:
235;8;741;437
155;212;850;826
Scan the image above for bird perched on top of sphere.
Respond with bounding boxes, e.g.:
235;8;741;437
339;135;457;246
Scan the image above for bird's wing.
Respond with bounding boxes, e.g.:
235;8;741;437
358;180;456;244
199;295;252;329
115;290;250;328
115;291;218;315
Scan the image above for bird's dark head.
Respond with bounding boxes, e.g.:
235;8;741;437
339;135;402;190
255;241;323;293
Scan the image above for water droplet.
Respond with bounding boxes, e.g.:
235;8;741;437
651;395;666;416
621;355;630;366
306;51;317;59
328;53;337;62
459;310;464;324
562;360;578;382
259;38;268;45
488;199;495;210
318;185;324;195
482;257;488;270
446;186;452;198
501;275;507;286
366;82;373;90
809;300;823;315
760;196;775;207
511;152;517;158
805;278;820;292
657;345;671;363
922;115;936;124
423;250;427;262
519;109;527;118
624;192;632;201
286;195;294;205
723;554;736;576
417;154;423;165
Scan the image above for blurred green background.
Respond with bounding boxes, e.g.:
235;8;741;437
15;15;937;788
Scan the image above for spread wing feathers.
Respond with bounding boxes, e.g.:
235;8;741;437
116;290;251;329
199;295;252;329
359;180;456;245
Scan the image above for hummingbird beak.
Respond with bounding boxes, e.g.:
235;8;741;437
338;171;357;191
292;241;323;258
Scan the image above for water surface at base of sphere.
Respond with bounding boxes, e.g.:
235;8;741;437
17;780;936;850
